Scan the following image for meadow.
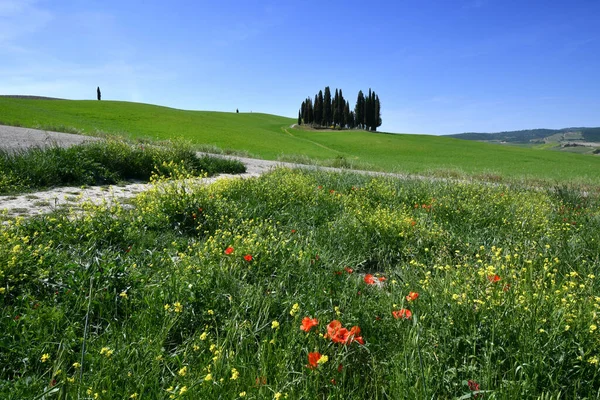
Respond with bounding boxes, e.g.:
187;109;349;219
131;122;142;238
2;97;600;186
1;166;599;399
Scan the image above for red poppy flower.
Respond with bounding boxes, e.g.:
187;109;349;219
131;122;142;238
487;274;501;283
291;229;297;233
301;317;319;332
244;254;253;262
348;326;364;345
344;267;354;274
467;380;480;391
392;309;412;320
337;364;343;372
406;292;419;302
224;247;234;255
326;320;364;344
364;274;376;285
307;352;321;369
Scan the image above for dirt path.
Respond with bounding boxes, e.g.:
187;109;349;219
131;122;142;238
0;124;458;220
0;125;342;219
0;125;100;153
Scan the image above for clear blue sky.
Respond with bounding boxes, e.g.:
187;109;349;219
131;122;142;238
1;0;599;134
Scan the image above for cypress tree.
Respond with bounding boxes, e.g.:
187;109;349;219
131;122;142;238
323;87;332;127
298;110;302;125
333;89;340;127
355;91;364;130
343;100;350;128
317;90;324;127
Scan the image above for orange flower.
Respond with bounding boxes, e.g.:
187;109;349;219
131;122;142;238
392;309;412;320
307;352;321;369
487;274;501;283
301;317;319;332
406;292;419;302
348;325;365;345
378;276;386;282
364;274;376;285
344;267;353;274
326;320;364;345
244;254;253;262
224;247;234;255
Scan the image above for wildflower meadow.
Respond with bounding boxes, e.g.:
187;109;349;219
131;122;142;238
1;167;599;399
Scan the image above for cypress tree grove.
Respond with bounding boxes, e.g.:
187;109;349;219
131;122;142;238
297;87;382;131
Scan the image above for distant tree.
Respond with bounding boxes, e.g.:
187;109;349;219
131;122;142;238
374;95;382;131
298;110;302;125
355;91;365;129
343;100;350;129
317;90;324;126
97;86;101;101
333;89;340;127
236;108;239;113
314;94;321;127
338;89;345;127
323;87;332;127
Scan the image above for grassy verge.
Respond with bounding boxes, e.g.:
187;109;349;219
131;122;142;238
0;139;245;195
1;168;598;398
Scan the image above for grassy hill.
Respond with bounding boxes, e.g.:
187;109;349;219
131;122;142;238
1;97;600;185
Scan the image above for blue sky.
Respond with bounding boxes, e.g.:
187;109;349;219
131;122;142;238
1;0;599;134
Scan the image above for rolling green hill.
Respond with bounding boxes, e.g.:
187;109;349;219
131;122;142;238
1;97;600;185
450;127;600;143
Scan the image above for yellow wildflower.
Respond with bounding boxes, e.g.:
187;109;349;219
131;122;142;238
179;386;188;395
41;353;50;363
67;376;75;383
590;324;598;333
199;331;208;341
317;354;329;364
239;392;247;398
0;287;5;294
271;320;280;330
73;362;81;368
588;356;599;365
119;291;128;299
178;366;187;376
230;368;239;380
274;392;283;400
207;309;214;315
164;304;170;311
204;373;213;381
100;347;113;358
289;303;300;317
130;394;138;399
173;302;183;313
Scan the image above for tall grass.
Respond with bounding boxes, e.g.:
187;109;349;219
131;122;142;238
0;139;245;194
1;168;598;399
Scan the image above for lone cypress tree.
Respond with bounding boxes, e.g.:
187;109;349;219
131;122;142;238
97;86;101;101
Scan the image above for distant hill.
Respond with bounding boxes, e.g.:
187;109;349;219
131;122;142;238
450;127;600;143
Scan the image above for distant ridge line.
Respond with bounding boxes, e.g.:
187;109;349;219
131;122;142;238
0;95;66;100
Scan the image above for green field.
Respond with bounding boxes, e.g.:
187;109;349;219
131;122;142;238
1;97;600;185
